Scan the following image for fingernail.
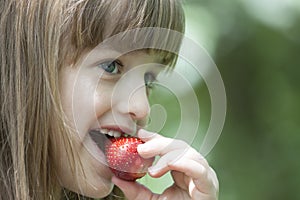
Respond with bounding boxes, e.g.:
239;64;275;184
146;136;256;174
137;129;148;138
148;166;157;174
137;143;148;153
148;165;161;175
138;129;155;139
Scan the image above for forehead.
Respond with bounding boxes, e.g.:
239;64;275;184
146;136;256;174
100;0;184;39
68;0;184;67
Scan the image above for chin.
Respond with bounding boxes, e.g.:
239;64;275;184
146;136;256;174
79;165;115;198
68;179;114;199
84;183;114;198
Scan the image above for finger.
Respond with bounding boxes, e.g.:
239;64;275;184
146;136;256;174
138;129;210;169
208;167;219;193
150;156;215;194
170;159;218;197
111;176;155;200
148;149;185;178
137;129;162;141
147;149;203;177
147;147;210;176
137;130;189;158
189;181;216;200
170;158;214;194
189;176;219;200
171;170;189;191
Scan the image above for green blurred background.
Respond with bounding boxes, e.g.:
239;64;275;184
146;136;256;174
140;0;300;199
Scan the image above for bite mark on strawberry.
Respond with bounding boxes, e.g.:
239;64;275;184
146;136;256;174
105;137;154;181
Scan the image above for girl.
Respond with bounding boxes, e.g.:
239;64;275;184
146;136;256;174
0;0;218;199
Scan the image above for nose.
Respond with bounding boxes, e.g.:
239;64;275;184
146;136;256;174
113;76;150;121
127;85;150;120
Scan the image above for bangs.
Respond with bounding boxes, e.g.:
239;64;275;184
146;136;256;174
69;0;185;67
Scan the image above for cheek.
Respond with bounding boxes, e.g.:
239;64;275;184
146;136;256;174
60;69;97;137
60;66;116;137
93;84;113;117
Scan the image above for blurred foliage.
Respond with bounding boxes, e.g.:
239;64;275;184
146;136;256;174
142;0;300;199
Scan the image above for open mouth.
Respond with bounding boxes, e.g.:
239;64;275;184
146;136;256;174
89;128;131;152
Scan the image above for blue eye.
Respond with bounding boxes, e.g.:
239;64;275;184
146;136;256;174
144;72;157;89
98;60;121;74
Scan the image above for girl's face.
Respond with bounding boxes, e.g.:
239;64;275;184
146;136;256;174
57;48;163;198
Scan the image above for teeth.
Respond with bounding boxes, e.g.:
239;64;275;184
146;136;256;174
99;128;122;138
100;129;108;134
107;130;114;137
113;131;121;138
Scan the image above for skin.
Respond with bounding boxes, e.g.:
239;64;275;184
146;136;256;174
57;48;219;199
114;129;219;200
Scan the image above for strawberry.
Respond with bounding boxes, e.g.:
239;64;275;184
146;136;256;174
105;137;154;181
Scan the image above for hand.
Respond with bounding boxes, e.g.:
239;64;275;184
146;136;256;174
112;129;219;200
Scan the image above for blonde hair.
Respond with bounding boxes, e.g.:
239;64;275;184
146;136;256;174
0;0;185;199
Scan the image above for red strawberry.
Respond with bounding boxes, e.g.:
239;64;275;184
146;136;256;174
105;137;154;181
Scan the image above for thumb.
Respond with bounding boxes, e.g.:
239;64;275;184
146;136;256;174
112;176;153;200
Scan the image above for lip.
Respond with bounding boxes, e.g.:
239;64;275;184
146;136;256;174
99;125;137;136
88;124;136;151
